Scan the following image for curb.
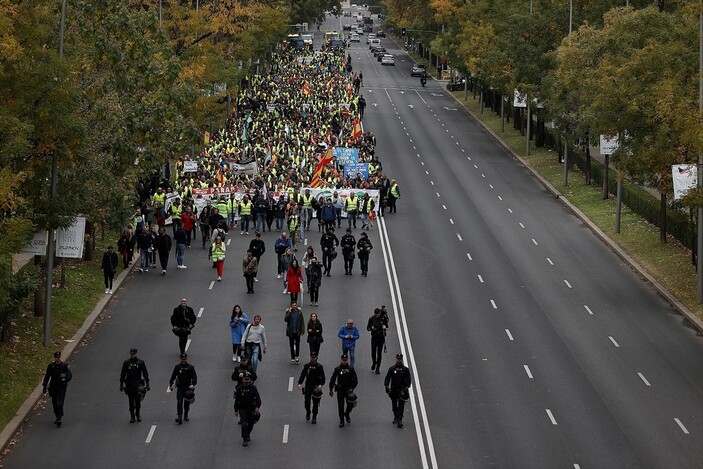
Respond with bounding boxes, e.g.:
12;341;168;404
0;260;136;453
447;91;703;335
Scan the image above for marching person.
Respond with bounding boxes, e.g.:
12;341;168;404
242;314;267;373
234;374;262;446
101;245;118;294
119;348;150;423
340;228;356;275
307;257;323;306
154;227;172;275
367;307;388;374
384;353;412;428
42;351;72;427
229;305;249;362
199;199;214;248
169;353;197;424
231;353;257;387
284;301;305;364
285;258;304;304
388;179;401;213
248;231;266;282
329;354;358;428
211;234;227;281
356;231;373;276
337;319;360;367
274;231;293;279
320;226;339;277
171;298;196;355
297;352;326;424
242;249;259;294
306;312;324;356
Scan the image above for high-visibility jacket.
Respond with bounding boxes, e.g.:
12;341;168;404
345;196;358;213
211;242;226;262
239;200;252;216
153;193;165;208
391;183;400;198
216;201;229;217
302;194;314;210
170;203;183;220
227;199;236;216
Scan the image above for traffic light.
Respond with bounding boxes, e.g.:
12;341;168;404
401;28;406;37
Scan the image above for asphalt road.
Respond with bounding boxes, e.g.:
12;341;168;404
2;11;702;469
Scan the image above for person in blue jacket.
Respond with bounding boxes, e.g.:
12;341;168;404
337;319;360;367
230;305;249;362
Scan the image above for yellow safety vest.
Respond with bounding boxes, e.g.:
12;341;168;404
346;197;358;212
170;203;183;220
239;200;252;216
211;242;226;261
153;193;165;208
302;194;314;209
391;184;400;198
216;201;229;217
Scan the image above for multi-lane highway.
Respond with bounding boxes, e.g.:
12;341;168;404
2;11;702;469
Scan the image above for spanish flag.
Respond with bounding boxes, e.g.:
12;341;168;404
310;148;334;188
352;117;362;139
301;83;311;95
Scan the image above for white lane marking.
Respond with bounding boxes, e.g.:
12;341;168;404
674;418;690;434
197;307;204;318
466;252;473;261
413;146;416;150
209;281;215;290
282;424;290;443
477;275;484;283
451;135;455;139
410;139;413;143
481;173;486;178
457;234;463;241
505;329;514;341
584;305;594;315
145;425;157;444
498;196;503;201
304;238;308;246
227;238;231;246
442;205;447;210
421;161;425;166
461;149;465;152
532;239;539;246
473;164;478;168
185;339;191;352
547;258;554;265
441;123;445;127
524;365;534;379
574;465;581;469
406;132;410;136
436;192;441;198
467;156;471;160
638;372;651;387
546;409;558;425
519;223;525;228
609;336;620;347
489;184;494;189
417;153;421;158
384;88;394;105
508;208;513;213
456;141;460;145
564;280;572;288
378;216;437;469
425;171;429;175
430;181;435;185
288;377;294;392
490;300;497;309
449;219;454;225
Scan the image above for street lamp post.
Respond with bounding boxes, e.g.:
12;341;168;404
697;1;702;303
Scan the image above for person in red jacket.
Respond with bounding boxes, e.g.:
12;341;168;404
180;206;197;248
286;258;304;304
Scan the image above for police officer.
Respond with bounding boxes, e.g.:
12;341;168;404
42;351;72;427
320;226;339;277
384;353;412;428
367;308;388;374
329;354;358;428
340;228;356;275
231;353;258;387
356;231;373;276
171;298;197;355
168;353;197;424
297;352;326;424
119;348;150;423
234;374;262;447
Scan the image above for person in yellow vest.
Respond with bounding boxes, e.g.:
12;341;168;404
227;195;237;228
287;201;301;251
239;195;253;235
388;180;401;214
345;192;358;230
211;234;227;281
153;188;166;218
169;197;183;236
216;196;229;227
301;189;315;231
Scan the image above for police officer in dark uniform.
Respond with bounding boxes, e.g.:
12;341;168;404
384;353;412;428
169;353;197;424
171;298;196;355
320;226;339;277
119;348;150;423
231;353;258;387
340;228;356;275
356;231;373;276
234;374;262;447
297;352;326;424
367;307;388;374
42;351;72;427
329;354;358;428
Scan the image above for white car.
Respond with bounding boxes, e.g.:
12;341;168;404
350;33;360;42
356;28;364;35
301;34;313;46
381;54;395;66
365;33;376;44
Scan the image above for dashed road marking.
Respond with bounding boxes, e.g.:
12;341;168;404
638;372;651;387
197;307;204;318
436;192;440;197
564;280;572;288
227;239;231;246
457;234;463;241
425;171;429;175
519;223;525;228
547;258;554;266
546;409;558;425
288;377;294;392
490;300;497;309
508;208;513;214
473;164;478;169
489;184;494;189
674;418;690;434
609;336;620;347
531;238;538;246
282;424;290;443
477;275;484;283
498;196;503;201
449;219;454;225
185;339;191;352
505;329;514;341
524;365;533;379
442;205;446;210
421;162;425;166
209;281;215;290
481;173;486;178
430;181;435;185
584;305;594;315
466;252;473;261
145;425;157;444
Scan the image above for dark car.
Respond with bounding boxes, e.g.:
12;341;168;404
373;47;386;58
376;30;386;38
410;63;426;77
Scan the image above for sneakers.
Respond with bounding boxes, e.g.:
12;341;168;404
277;274;281;279
295;357;300;364
105;288;109;294
254;277;258;282
178;265;187;269
176;417;183;424
162;270;166;275
138;268;143;273
109;289;113;294
217;276;222;281
241;231;245;235
283;289;288;294
236;355;240;363
144;269;149;272
233;355;237;362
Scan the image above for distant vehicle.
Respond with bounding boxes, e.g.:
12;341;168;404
381;54;395;66
343;24;352;31
301;34;313;46
365;33;376;44
363;24;373;33
343;11;352;17
411;63;426;77
349;33;360;42
324;31;342;42
372;47;386;57
287;33;305;50
329;39;346;50
376;30;386;38
356;28;364;35
368;38;381;49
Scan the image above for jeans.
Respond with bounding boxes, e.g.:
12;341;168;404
244;272;255;293
104;270;115;289
200;225;210;247
343;346;356;367
247;343;261;372
241;215;251;232
347;211;357;229
335;208;342;227
140;250;149;270
256;213;267;232
176;244;186;266
309;286;319;303
360;212;369;226
276;216;285;231
322;250;334;274
278;254;286;275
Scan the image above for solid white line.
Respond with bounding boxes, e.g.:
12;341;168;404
185;339;191;352
532;239;539;246
490;300;497;309
145;425;157;444
547;257;554;265
609;336;620;347
442;205;447;210
457;234;463;241
505;329;514;341
466;252;473;261
546;409;558;425
584;305;594;315
564;280;572;288
674;418;690;434
226;238;231;246
378;216;436;469
449;219;454;225
519;223;525;228
477;275;484;283
282;424;289;444
524;365;533;379
197;307;204;318
288;377;294;392
638;372;651;387
508;208;513;213
208;281;215;290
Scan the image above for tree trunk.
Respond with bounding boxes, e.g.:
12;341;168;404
33;255;44;317
602;155;609;199
660;193;667;243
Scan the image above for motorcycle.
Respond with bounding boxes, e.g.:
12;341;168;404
420;76;427;87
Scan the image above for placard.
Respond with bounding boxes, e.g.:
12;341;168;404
21;231;48;255
672;164;697;201
343;162;369;179
599;135;620;156
56;217;86;259
183;161;198;172
332;147;359;166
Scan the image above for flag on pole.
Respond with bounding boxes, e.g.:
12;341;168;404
310;148;334;188
352;117;362;139
301;83;311;95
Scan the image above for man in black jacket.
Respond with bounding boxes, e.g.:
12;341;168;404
340;228;356;275
101;245;118;294
154;227;172;275
119;348;150;423
42;351;73;427
329;354;358;427
297;352;326;424
366;307;388;374
248;231;266;282
320;227;339;277
171;298;196;355
234;374;262;446
384;353;412;428
231;353;258;387
169;353;197;424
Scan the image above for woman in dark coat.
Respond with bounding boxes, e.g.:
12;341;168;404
306;313;323;356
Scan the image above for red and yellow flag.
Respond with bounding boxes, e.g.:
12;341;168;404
302;83;311;95
352;117;362;139
310;148;334;188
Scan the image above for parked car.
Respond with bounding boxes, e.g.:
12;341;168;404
349;33;360;42
376;30;386;38
410;63;426;77
365;33;377;44
381;54;395;66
